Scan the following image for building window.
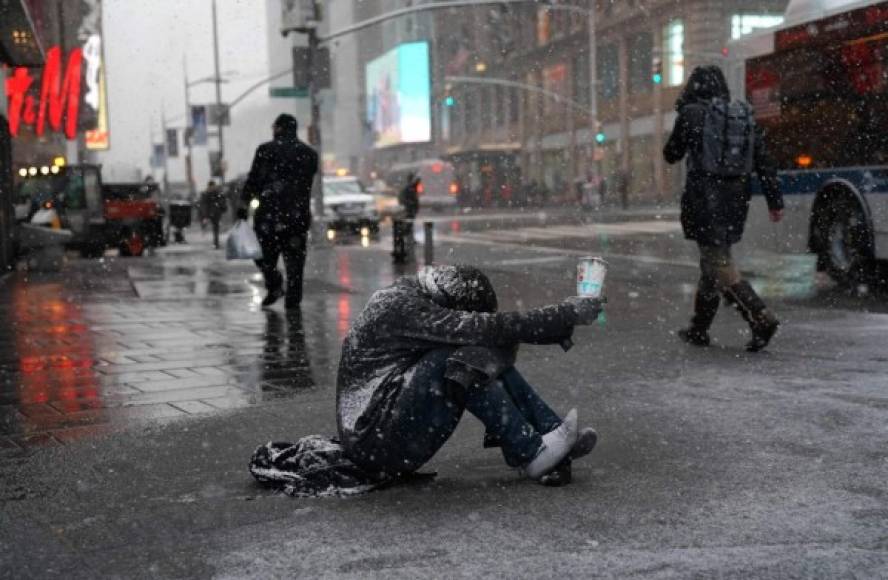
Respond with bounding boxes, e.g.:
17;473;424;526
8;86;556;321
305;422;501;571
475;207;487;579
663;19;685;87
537;7;551;46
628;31;653;95
509;87;520;124
481;87;492;130
543;63;568;116
731;14;784;39
573;51;590;108
598;43;619;101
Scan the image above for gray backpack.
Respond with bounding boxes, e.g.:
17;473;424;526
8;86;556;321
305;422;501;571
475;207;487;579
695;100;755;177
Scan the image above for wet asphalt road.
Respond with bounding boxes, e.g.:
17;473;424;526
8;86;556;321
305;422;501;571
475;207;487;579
1;209;887;579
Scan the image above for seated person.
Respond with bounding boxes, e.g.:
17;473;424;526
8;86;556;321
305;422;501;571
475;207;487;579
336;264;604;484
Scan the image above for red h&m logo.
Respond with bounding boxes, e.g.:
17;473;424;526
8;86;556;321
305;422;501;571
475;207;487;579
5;46;83;140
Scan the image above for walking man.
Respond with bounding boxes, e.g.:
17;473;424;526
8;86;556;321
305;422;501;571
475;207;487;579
242;114;318;309
664;65;784;352
337;264;604;485
199;180;227;249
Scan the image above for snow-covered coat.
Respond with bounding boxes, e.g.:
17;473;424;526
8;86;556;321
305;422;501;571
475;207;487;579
336;267;578;457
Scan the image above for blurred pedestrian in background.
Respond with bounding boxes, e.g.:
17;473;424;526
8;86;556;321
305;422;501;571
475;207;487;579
199;180;228;249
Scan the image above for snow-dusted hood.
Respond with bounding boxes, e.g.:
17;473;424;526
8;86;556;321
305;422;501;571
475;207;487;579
416;265;498;313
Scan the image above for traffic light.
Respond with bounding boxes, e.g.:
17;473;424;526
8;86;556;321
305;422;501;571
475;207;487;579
595;121;606;144
652;56;663;84
444;95;455;107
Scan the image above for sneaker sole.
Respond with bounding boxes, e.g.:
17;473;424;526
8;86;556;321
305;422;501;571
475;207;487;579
568;428;598;460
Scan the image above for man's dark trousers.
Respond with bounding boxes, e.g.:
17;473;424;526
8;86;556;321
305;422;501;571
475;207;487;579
254;221;308;304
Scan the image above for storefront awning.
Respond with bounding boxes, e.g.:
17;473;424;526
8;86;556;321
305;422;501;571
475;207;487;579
0;0;43;67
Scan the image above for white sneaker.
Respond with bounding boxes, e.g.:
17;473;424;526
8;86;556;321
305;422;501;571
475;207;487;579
525;409;578;480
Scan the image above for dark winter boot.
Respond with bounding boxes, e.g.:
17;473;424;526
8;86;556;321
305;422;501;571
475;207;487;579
678;291;720;347
723;281;780;352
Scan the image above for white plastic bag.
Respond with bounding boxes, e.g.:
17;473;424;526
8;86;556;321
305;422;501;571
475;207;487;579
225;220;263;260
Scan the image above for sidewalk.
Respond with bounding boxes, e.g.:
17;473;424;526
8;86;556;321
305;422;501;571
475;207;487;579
0;229;405;451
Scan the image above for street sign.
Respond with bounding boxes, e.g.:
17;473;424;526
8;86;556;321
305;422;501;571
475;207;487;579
207;104;230;126
166;128;178;158
269;86;309;98
191;106;208;145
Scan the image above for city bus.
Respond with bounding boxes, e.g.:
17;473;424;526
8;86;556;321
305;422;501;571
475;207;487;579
729;0;888;284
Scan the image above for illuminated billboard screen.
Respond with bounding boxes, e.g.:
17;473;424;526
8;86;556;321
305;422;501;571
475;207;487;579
365;41;431;148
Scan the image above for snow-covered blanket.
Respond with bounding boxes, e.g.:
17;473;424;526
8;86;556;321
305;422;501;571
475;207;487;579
249;436;394;498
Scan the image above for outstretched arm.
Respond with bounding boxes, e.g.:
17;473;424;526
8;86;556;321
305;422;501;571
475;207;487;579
384;300;579;348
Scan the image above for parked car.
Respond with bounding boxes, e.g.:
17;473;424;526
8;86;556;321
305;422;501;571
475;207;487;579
322;176;380;237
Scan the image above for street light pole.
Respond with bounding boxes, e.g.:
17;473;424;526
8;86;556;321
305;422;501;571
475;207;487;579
308;4;324;239
211;0;225;185
587;4;601;179
183;56;196;200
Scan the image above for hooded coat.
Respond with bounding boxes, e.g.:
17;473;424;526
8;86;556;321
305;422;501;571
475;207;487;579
242;118;319;235
336;266;577;456
663;66;782;246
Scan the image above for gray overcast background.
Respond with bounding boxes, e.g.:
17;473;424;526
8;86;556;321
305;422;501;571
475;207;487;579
99;0;293;185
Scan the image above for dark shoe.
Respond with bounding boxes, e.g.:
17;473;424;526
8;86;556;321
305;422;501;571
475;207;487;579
568;427;598;460
678;327;711;347
261;288;284;308
539;458;572;487
746;310;779;352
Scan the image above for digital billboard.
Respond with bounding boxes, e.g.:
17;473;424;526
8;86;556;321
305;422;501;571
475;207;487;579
365;41;431;148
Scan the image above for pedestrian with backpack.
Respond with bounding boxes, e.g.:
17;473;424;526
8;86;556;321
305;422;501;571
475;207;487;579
664;65;784;352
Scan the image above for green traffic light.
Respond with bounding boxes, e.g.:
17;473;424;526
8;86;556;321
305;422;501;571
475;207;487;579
444;96;455;107
652;73;663;84
595;132;606;144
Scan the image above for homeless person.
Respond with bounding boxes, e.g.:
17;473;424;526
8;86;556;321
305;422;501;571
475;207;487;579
336;264;603;484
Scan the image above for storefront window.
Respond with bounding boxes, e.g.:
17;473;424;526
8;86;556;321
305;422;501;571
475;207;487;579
731;14;784;39
663;19;685;87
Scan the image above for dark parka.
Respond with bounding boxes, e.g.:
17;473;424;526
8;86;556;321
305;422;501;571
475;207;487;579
336;267;578;456
242;121;319;235
664;66;783;247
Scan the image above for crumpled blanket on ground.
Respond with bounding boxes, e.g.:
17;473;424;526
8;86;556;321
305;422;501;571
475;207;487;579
249;436;395;498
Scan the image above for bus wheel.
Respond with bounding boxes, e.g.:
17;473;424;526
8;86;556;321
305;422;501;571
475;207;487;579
818;197;872;286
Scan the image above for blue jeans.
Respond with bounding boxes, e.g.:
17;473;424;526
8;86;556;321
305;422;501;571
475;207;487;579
348;349;562;475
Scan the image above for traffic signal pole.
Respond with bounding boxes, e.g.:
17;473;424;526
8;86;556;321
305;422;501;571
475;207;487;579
211;0;225;185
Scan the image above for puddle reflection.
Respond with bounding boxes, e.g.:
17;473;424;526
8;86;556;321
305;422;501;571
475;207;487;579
259;311;315;397
8;280;102;442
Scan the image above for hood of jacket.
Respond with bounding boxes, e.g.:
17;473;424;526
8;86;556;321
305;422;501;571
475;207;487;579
675;65;731;111
416;265;498;313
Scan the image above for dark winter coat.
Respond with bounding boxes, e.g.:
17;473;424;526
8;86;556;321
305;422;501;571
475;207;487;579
200;187;227;221
399;180;420;219
336;270;578;457
663;66;783;247
242;128;319;235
